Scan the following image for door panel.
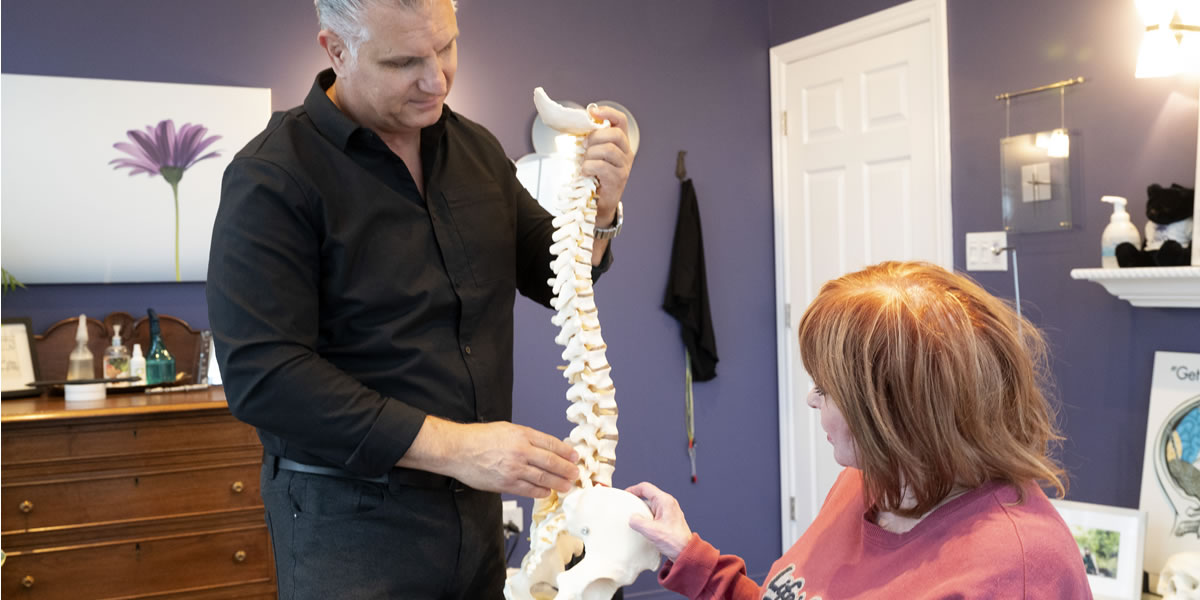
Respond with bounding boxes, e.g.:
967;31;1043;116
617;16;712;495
771;0;951;547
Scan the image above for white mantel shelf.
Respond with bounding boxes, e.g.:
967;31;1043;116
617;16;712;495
1070;266;1200;308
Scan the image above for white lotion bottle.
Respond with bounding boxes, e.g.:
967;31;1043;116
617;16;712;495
130;343;148;385
1100;195;1141;268
66;314;95;380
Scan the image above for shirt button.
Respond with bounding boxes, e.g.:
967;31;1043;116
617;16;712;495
464;345;472;355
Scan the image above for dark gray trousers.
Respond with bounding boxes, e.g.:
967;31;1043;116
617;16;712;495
260;462;505;599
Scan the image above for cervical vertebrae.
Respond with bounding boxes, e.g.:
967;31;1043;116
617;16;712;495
504;89;658;600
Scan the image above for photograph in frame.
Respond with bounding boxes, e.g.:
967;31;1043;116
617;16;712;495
0;74;270;283
1140;351;1200;590
1051;499;1146;600
1;317;41;398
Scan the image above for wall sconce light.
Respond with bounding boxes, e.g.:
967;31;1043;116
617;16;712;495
1136;0;1200;78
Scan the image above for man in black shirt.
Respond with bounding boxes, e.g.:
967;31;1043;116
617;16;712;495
206;0;635;597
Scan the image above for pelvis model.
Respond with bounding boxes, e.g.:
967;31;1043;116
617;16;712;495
504;88;659;600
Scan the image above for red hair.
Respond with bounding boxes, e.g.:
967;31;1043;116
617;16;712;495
797;261;1065;517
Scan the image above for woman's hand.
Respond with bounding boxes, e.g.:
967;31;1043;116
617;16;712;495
626;481;693;561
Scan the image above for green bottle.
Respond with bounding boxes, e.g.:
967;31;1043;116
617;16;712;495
145;308;176;386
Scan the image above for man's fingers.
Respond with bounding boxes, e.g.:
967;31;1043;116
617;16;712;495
585;127;632;158
511;480;553;499
527;448;579;484
527;429;579;462
588;104;629;133
523;463;574;494
582;145;628;173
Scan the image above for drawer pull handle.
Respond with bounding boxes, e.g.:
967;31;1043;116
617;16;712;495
231;481;245;493
21;575;34;588
233;550;247;563
18;500;33;514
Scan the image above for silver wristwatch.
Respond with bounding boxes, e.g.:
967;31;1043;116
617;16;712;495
594;201;623;240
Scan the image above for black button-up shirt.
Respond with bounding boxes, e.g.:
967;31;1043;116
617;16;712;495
207;70;611;476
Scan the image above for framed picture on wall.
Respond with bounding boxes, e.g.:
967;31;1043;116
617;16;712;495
1140;351;1200;591
1050;499;1146;600
0;74;270;283
2;317;41;398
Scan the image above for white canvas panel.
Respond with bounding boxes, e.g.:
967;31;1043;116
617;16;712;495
1;74;271;283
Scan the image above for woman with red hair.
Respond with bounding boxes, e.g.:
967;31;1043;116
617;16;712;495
629;261;1091;599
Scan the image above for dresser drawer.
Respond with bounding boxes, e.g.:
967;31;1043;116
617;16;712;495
3;462;263;532
2;525;272;600
2;412;259;465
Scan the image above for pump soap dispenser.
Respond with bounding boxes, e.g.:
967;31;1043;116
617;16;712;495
1101;196;1141;268
66;314;95;380
103;324;132;385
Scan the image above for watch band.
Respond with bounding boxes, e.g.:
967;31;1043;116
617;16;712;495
594;201;623;240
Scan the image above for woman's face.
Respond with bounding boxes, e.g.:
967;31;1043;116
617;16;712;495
807;385;858;469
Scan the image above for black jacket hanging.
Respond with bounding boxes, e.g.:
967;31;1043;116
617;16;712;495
663;178;718;381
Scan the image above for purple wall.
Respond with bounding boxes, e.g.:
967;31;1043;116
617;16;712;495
945;0;1200;509
7;0;1192;594
771;0;1200;510
2;0;781;593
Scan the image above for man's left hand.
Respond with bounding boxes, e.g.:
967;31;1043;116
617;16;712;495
583;104;635;228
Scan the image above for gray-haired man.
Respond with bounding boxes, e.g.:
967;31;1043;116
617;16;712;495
207;0;635;597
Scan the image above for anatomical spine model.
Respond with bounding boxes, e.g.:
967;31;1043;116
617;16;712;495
504;89;659;600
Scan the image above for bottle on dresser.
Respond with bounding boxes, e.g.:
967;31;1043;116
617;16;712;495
130;343;148;385
103;324;132;386
66;314;95;380
145;308;176;386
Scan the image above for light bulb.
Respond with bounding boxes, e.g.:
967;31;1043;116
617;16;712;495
1136;28;1184;78
1047;128;1070;158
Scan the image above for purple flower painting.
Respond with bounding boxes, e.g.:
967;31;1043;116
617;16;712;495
110;119;221;281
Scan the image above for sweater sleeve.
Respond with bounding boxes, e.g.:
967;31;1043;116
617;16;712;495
658;533;763;600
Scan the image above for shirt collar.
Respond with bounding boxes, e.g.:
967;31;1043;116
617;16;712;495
304;68;450;153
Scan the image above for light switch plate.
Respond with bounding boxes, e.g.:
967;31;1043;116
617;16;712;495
965;232;1008;271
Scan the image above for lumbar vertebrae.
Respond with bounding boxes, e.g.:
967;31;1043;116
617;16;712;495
504;88;658;600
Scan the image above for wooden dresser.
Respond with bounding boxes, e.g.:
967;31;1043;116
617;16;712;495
1;388;276;599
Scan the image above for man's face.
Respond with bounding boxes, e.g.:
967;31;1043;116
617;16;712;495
336;0;458;136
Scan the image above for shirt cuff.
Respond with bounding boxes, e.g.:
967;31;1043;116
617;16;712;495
591;242;614;280
342;397;428;476
658;533;718;598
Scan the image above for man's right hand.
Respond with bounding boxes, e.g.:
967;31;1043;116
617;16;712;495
397;416;579;498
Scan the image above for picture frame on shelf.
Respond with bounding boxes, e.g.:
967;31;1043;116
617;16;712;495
1;317;41;398
1050;499;1146;600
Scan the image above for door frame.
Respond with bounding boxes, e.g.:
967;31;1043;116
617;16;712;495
770;0;952;548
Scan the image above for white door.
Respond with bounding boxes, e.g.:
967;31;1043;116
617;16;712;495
770;0;953;548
